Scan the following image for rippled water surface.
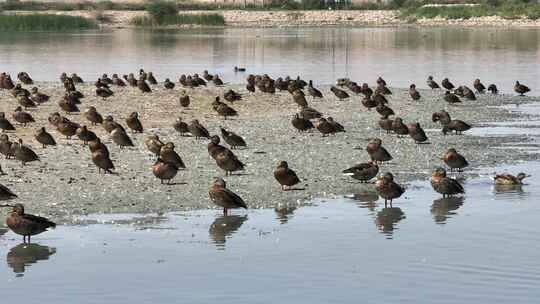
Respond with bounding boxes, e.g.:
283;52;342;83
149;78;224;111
0;27;539;92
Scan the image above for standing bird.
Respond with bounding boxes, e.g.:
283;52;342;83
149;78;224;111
111;128;134;149
488;84;498;94
442;148;469;172
330;86;349;100
173;117;189;136
188;120;210;139
408;122;428;144
392;118;409;137
0;112;15;132
514;81;530;96
375;172;405;207
137;77;152;93
164;78;175;89
0;183;17;200
431;167;465;198
1;204;56;243
12;107;35;126
152;158;179;184
179;91;190;108
212;97;238;120
208;177;247;215
316;118;336;137
307;80;323;99
96;86;114;100
126;112;143;133
274;161;301;191
473;79;486;93
220;128;247;149
366;138;392;164
35;127;56;148
291;114;314;132
444;91;461;104
30;87;49;104
92;149;114;174
409;84;421;101
442;120;471;135
342;161;379;183
76;126;98;145
441;78;455;91
13;139;39;166
427;76;440;89
292;90;308;108
102;116;125;134
145;135;164;156
159;142;186;169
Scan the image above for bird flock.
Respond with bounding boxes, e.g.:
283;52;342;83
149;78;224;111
0;69;532;243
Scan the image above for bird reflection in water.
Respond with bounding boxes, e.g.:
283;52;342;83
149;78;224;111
6;243;56;276
209;215;248;249
493;184;525;196
275;205;297;224
375;207;405;239
431;197;465;224
351;191;379;213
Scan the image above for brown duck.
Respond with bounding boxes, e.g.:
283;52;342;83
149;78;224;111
56;117;79;139
17;72;33;85
494;172;530;185
224;89;241;103
17;95;37;110
12;107;35;126
112;74;126;86
408;122;428;144
208;177;247;215
291;113;314;132
76;126;98;145
164;78;175;89
84;106;103;125
102;116;125;134
375;172;405;207
274;161;301;191
442;148;469;172
308;80;323;99
126;112;143;133
366;138;393;164
207;135;229;160
188;120;210;139
179;91;190;107
215;149;245;176
212;97;238;120
441;78;455;90
343;161;379;183
299;106;322;120
392;118;409;137
292;90;308;108
1;204;55;243
316;118;336;137
473;79;485;93
96;87;114;100
444;91;461;104
0;112;16;132
442;120;471;135
111;128;134;149
432;110;451;125
92;149;114;174
0;134;14;159
35;127;56;148
160;142;186;169
221;128;247;149
89;137;109;157
378;117;393;134
173;117;189;136
431;167;465;198
331;86;349;100
376;102;394;118
427;76;440;89
58;94;80;113
409;84;421;100
30;87;49;104
137;77;152;93
0;183;17;200
147;72;157;85
13;139;39;166
145;134;164;156
514;81;530;96
152;158;179;184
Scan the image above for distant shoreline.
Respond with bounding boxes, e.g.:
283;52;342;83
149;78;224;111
4;10;540;29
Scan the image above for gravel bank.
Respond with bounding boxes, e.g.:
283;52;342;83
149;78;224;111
0;81;538;224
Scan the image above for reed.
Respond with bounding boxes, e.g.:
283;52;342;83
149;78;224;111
0;14;97;31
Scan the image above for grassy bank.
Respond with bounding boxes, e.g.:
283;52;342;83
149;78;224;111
131;13;226;27
400;1;540;20
0;14;97;31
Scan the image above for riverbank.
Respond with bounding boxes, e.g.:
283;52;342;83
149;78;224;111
4;9;540;28
0;80;538;224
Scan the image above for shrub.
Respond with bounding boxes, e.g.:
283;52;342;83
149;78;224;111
146;1;178;23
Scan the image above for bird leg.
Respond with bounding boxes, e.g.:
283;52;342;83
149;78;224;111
223;208;228;216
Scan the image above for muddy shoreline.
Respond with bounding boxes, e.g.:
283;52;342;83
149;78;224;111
0;81;538;224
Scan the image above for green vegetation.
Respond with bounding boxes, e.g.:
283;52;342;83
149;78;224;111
131;13;226;27
0;14;97;31
0;0;146;11
399;0;540;20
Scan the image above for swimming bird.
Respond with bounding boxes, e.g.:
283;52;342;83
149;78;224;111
126;112;143;133
220;128;246;149
307;80;323;99
35;127;56;148
427;76;440;89
274;161;301;190
375;172;405;207
409;84;421;100
160;142;186;169
208;177;247;215
494;172;530;185
331;86;349;100
188;120;210;139
408;122;428;143
111;128;134;149
514;81;530;96
291;113;314;132
488;84;498;94
0;112;16;132
164;78;175;90
473;79;486;93
392;118;409;137
30;87;49;104
212;97;238;120
366;138;393;164
234;66;246;72
431;167;465;198
343;161;379;183
13;139;39;166
12;107;34;126
442;148;469;172
442;120;471;135
76;125;98;145
179;91;190;108
152;158;179;184
145;134;164;156
1;204;55;243
444;91;461;104
441;78;455;90
173;117;189;136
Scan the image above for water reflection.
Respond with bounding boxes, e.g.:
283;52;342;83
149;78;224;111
375;207;405;239
6;243;56;276
431;197;465;225
351;191;379;213
493;184;525;195
0;228;8;237
274;206;296;224
209;215;248;249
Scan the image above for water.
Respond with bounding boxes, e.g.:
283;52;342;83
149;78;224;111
2;26;540;302
0;27;539;93
1;160;540;303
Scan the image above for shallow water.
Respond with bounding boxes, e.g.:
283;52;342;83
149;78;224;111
0;27;539;93
1;160;540;303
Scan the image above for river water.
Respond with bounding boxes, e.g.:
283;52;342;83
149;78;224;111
0;27;539;93
1;27;540;303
